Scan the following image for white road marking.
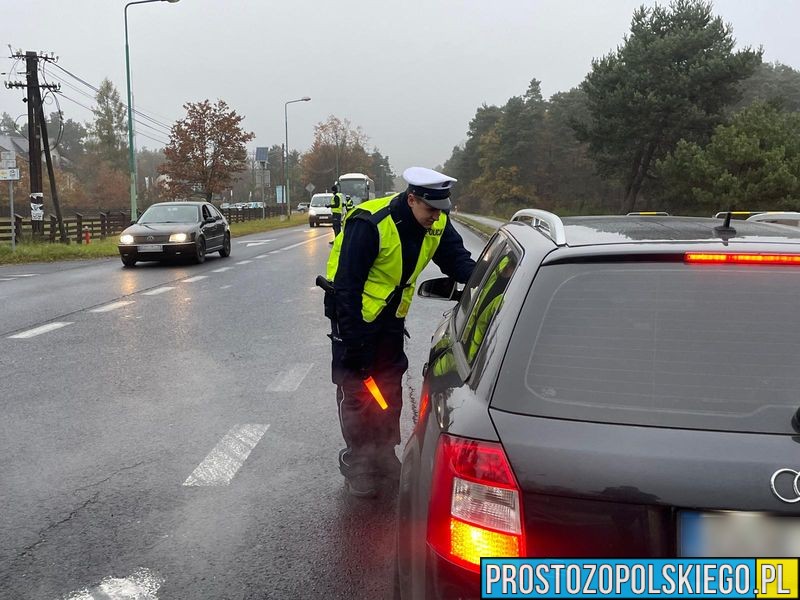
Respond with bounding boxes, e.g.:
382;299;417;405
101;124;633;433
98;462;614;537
220;285;233;289
90;300;134;313
237;238;273;245
0;278;14;281
266;363;314;392
9;322;73;339
254;254;267;259
183;424;270;487
142;286;175;296
283;237;326;251
62;567;164;600
212;267;233;272
182;275;208;283
245;239;274;247
235;260;252;265
268;250;280;255
13;273;39;277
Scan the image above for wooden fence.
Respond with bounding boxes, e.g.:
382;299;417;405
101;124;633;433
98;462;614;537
0;205;288;244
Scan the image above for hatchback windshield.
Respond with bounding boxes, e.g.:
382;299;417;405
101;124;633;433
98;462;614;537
495;262;800;435
139;205;199;224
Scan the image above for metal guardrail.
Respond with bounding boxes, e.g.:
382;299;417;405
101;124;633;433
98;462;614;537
510;209;567;246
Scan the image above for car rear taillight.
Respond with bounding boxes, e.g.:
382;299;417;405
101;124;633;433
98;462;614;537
685;252;800;265
427;434;525;572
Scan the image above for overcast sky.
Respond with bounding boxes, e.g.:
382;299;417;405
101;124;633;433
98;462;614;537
2;0;799;177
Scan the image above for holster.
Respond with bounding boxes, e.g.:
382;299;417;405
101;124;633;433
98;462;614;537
316;275;337;320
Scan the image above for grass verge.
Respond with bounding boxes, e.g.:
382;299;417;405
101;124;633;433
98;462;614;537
0;212;309;265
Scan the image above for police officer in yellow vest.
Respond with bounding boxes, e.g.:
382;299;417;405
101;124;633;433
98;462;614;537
329;184;344;239
325;167;476;497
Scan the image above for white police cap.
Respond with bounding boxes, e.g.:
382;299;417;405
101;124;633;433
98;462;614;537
403;167;457;210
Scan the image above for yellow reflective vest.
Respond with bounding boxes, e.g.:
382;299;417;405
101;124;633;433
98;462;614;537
327;195;447;322
330;192;343;215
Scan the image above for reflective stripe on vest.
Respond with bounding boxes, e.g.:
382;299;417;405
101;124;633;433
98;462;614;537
327;195;446;322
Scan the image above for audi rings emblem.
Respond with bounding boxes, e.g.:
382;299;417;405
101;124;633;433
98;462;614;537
770;468;800;503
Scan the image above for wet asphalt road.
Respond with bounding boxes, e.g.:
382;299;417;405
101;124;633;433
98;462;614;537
0;222;486;600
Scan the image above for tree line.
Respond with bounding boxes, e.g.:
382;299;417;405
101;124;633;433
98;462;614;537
1;89;394;215
443;0;800;217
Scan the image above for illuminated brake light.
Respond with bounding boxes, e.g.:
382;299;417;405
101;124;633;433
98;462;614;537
427;435;525;572
685;252;800;265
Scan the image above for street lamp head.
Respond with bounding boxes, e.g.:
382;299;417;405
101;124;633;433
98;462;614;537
301;96;311;102
163;0;180;3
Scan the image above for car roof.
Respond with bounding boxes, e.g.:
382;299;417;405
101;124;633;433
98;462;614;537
504;212;800;249
149;201;206;207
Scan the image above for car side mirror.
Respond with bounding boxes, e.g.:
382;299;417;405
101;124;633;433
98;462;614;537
417;277;461;302
204;217;216;224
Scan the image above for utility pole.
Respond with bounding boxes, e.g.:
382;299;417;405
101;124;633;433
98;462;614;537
5;50;61;240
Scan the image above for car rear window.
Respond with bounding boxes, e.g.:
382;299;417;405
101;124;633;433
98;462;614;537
494;262;800;434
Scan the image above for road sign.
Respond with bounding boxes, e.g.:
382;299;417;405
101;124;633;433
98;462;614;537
1;159;17;169
305;183;315;194
255;147;269;163
0;168;20;181
0;151;15;161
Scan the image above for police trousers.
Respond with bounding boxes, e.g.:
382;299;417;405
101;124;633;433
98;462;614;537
332;214;342;237
331;321;408;479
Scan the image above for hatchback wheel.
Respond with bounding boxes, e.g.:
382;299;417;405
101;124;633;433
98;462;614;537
194;238;206;264
121;256;137;267
219;233;231;257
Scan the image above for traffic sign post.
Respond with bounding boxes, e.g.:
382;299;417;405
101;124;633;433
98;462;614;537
1;156;19;251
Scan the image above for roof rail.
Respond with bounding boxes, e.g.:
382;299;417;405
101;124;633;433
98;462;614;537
626;211;669;216
713;211;764;219
510;209;567;246
746;212;800;223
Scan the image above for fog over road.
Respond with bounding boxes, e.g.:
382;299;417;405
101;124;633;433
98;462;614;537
0;222;485;599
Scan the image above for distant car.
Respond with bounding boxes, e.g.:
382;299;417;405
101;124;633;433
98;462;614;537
118;201;231;267
397;210;800;598
308;193;333;227
296;202;310;213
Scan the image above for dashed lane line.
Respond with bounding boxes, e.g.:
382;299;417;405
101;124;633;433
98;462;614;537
8;322;73;339
90;300;135;313
183;424;270;486
212;267;233;272
142;286;175;296
235;260;252;265
182;275;208;283
266;363;314;392
61;567;164;600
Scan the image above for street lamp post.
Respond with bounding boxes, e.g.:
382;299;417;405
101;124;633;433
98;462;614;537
284;96;311;219
125;0;180;222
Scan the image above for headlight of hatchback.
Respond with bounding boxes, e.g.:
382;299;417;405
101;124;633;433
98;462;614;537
119;234;134;245
169;233;188;243
309;208;317;216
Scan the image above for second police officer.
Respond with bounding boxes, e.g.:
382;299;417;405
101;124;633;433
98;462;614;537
324;167;476;498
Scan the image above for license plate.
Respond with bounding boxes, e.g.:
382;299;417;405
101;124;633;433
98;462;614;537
138;244;162;252
679;511;800;557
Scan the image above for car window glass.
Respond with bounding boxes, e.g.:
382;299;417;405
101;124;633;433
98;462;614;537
458;244;520;365
202;205;212;219
454;234;507;335
139;205;199;223
311;195;332;207
493;262;800;434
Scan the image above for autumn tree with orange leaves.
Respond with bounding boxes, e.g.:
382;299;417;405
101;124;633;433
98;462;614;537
160;100;254;201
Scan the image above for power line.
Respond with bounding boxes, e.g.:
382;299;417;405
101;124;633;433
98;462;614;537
55;91;169;147
49;61;175;132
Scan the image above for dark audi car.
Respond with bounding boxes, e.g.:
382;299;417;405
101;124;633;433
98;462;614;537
397;210;800;599
118;201;230;267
